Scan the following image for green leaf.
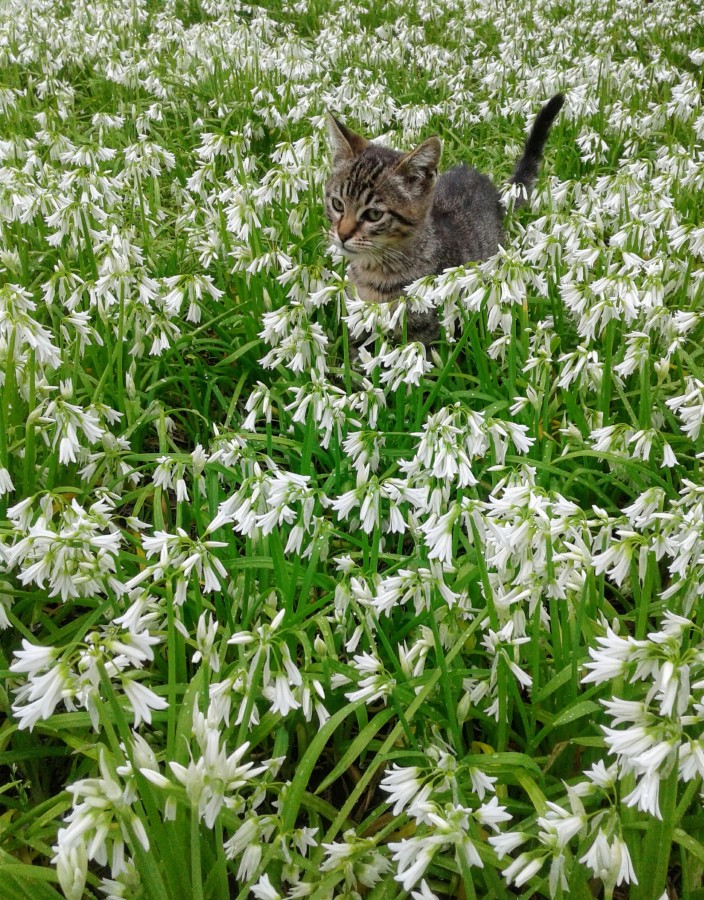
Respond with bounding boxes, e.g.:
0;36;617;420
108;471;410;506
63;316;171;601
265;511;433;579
0;850;64;900
673;828;704;865
552;700;601;727
533;665;573;703
461;751;542;776
315;706;395;794
174;667;204;766
571;736;608;748
281;698;366;833
515;772;548;815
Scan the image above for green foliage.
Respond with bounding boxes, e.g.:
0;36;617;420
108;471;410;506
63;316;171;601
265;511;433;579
0;0;703;897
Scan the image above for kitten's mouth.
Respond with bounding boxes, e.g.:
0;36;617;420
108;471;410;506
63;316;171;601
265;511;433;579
330;233;368;259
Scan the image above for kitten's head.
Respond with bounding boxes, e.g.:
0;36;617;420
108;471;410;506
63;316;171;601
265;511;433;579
324;115;442;261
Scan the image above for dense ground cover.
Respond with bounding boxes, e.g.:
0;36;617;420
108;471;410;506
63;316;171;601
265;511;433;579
1;0;704;897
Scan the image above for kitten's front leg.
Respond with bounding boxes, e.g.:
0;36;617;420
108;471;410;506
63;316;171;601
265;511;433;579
345;287;440;367
354;279;441;348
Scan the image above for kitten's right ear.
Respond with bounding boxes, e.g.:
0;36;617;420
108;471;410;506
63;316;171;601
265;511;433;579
326;114;369;165
394;136;442;183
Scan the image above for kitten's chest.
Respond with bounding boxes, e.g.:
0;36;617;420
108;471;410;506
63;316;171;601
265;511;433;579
349;261;414;303
353;282;399;303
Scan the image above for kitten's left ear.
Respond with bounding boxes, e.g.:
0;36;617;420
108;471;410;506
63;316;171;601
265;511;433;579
394;136;442;182
326;114;369;165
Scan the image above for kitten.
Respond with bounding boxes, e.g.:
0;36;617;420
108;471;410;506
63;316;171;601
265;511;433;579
324;94;565;346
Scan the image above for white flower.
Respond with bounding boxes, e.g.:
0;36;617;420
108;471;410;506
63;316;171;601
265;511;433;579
120;676;168;728
171;703;270;827
389;835;438;890
320;829;392;886
374;341;433;390
536;802;585;850
224;815;276;880
666;377;704;440
0;467;14;497
488;831;529;859
262;674;301;716
54;840;87;900
580;831;637;889
475;796;511;832
582;626;633;683
10;639;58;678
622;768;663;819
661;442;677;467
679;739;704;781
502;852;544;888
5;495;124;601
54;749;148;881
411;880;440;900
468;766;497;800
582;759;619;790
12;660;74;731
251;874;282;900
192;612;220;672
372;564;459;616
379;765;425;815
345;667;395;705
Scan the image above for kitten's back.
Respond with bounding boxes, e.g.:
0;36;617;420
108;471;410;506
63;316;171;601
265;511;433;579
430;164;504;269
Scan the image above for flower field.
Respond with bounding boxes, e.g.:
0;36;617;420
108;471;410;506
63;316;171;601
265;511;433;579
1;0;704;897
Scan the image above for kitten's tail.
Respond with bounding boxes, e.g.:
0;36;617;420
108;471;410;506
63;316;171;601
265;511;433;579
508;93;565;207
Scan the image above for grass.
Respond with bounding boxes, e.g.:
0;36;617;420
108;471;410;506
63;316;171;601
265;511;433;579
0;0;704;897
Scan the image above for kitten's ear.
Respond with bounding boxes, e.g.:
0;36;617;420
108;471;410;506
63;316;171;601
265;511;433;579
326;114;369;165
394;136;442;183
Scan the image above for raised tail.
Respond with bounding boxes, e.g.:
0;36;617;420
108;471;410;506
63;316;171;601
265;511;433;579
508;93;565;207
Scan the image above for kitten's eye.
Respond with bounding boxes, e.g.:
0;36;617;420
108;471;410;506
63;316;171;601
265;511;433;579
361;208;384;222
331;197;344;213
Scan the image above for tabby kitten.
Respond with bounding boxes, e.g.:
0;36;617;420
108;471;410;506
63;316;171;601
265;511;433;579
324;94;565;345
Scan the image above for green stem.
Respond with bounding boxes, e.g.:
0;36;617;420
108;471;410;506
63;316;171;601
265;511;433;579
190;805;204;900
634;551;655;641
236;651;265;747
428;610;464;755
0;325;15;517
23;349;36;497
600;320;615;423
673;777;699;827
639;359;652;429
166;579;178;756
631;761;679;900
117;283;126;413
458;852;478;900
469;519;499;630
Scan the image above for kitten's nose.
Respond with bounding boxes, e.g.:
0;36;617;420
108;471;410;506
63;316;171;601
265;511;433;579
338;216;357;244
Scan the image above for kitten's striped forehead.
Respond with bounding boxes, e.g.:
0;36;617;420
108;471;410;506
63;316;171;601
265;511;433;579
340;157;387;200
334;148;400;201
